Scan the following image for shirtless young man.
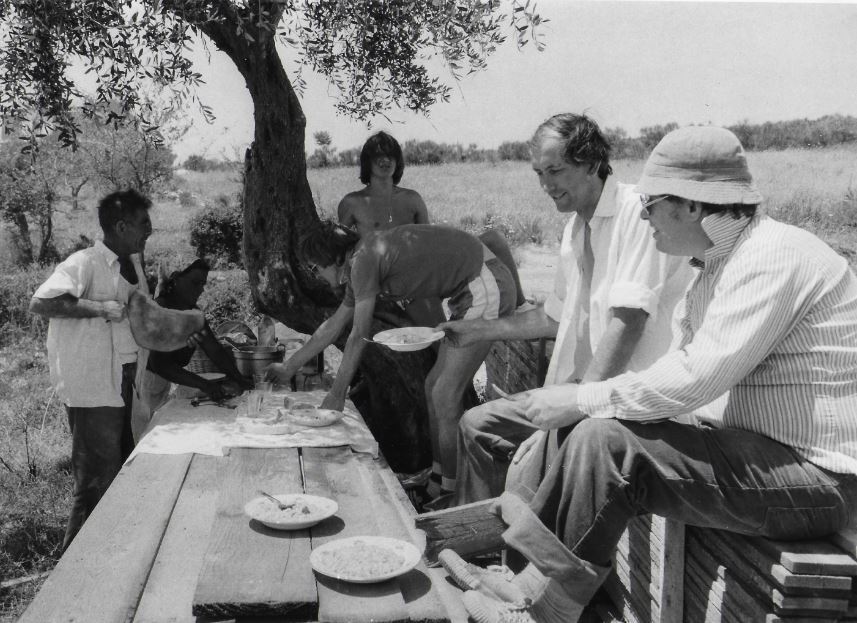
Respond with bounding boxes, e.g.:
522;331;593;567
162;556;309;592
337;131;429;236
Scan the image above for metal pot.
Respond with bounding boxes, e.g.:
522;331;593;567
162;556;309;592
231;344;286;378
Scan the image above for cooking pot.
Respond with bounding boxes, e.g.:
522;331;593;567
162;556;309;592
231;344;286;378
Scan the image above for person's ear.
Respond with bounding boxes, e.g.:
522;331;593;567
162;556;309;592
680;200;705;223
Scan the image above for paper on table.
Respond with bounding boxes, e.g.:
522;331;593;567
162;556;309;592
127;390;378;462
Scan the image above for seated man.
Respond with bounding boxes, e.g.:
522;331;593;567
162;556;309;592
441;113;692;505
443;126;857;623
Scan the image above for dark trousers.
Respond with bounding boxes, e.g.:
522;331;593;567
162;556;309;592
62;363;136;551
509;418;857;571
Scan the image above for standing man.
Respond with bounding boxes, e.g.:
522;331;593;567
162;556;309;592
444;126;857;623
30;189;152;550
440;113;693;505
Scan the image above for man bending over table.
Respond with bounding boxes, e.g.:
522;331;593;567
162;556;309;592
440;126;857;623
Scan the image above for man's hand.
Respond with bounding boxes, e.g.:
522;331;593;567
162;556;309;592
186;327;209;349
201;380;227;401
320;391;345;412
513;384;587;430
511;430;545;465
100;300;127;322
265;362;297;385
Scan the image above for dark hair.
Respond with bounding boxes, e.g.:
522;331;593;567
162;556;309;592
162;258;210;297
530;113;613;181
97;189;152;232
299;220;361;268
700;202;758;219
359;131;405;184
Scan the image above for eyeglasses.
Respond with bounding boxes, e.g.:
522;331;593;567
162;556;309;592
640;195;672;214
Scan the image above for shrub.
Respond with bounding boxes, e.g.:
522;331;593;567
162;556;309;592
189;195;244;268
197;269;259;330
0;267;50;346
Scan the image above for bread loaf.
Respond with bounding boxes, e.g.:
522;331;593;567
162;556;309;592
128;289;205;352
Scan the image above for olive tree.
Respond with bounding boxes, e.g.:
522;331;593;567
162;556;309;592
0;0;545;470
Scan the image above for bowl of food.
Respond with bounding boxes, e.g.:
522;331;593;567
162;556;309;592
244;493;338;530
310;536;422;583
372;327;444;352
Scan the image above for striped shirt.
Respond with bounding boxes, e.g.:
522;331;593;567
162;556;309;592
577;212;857;474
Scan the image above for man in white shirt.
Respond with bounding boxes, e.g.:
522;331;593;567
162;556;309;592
443;127;857;623
30;189;152;551
440;113;692;506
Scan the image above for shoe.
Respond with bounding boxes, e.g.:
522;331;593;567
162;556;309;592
514;301;538;314
439;549;529;607
462;591;534;623
421;491;455;512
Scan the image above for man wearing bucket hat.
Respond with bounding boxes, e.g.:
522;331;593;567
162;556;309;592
439;126;857;623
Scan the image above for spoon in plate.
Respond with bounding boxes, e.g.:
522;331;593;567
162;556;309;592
257;489;295;510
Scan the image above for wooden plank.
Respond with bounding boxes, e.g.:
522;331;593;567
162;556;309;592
734;532;857;576
302;446;409;623
414;499;506;563
699;528;852;597
19;453;192;623
192;448;317;620
652;517;685;623
133;454;222;623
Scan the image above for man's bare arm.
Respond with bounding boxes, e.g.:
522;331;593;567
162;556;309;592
29;294;125;321
439;306;558;347
581;307;648;383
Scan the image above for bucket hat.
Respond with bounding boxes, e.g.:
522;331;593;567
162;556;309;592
634;126;763;205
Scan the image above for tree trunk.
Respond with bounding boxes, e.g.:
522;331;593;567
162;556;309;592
5;213;34;267
198;13;435;472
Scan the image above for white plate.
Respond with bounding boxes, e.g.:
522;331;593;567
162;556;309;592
197;372;226;381
373;327;444;352
244;494;338;530
310;536;422;583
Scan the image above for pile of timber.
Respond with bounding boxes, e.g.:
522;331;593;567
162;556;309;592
485;338;552;394
606;514;857;623
604;514;683;623
684;527;857;622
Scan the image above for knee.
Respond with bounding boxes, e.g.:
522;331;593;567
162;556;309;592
459;404;491;440
564;418;635;464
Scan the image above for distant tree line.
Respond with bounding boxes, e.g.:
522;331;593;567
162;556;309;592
296;114;857;169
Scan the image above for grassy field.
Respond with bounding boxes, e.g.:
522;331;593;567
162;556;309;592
1;144;856;619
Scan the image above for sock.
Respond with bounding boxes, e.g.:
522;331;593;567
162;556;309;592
441;476;457;492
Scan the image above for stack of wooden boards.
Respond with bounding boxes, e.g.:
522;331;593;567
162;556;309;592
605;515;857;623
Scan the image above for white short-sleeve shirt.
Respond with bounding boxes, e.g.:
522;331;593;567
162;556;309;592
34;240;140;407
543;178;693;385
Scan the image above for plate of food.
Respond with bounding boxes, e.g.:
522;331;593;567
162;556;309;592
244;493;338;530
372;327;444;352
310;536;422;583
281;398;345;427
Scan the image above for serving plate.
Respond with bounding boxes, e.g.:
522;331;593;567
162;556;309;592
244;493;338;530
372;327;444;352
310;536;422;583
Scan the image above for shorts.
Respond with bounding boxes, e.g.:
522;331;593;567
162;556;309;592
447;257;516;321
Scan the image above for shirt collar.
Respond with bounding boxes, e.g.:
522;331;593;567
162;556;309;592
94;239;121;267
690;211;753;269
591;176;618;219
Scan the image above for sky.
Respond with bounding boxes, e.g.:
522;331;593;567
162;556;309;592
174;0;857;161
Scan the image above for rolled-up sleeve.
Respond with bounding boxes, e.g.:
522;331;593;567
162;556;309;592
34;254;90;299
604;193;683;322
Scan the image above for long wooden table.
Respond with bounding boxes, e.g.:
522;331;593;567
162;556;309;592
19;403;468;623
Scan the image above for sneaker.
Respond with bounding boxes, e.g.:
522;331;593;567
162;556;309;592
514;301;538;314
462;591;534;623
421;491;455;513
439;549;529;607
